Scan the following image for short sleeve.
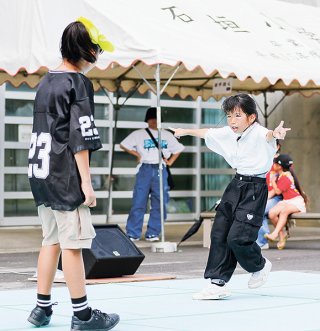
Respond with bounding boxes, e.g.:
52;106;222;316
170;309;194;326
277;176;291;193
166;133;184;154
204;127;232;154
120;131;138;150
69;97;102;154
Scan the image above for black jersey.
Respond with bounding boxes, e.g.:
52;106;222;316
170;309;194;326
28;71;102;211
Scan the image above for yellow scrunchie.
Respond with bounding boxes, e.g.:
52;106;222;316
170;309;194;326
77;16;114;52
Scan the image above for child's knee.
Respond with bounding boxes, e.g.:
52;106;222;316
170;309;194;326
279;209;290;217
268;210;277;219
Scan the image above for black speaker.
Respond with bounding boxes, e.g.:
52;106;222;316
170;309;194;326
58;224;145;279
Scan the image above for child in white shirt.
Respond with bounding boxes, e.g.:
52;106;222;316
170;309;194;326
171;94;290;299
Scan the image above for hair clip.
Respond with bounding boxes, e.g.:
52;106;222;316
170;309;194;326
77;16;114;52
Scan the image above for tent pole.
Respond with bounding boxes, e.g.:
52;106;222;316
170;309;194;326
100;81;143;223
106;87;121;223
160;63;181;94
260;91;288;128
266;92;288;118
155;64;166;242
263;92;268;127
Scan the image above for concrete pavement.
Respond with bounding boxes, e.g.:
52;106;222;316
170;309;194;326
1;222;320;253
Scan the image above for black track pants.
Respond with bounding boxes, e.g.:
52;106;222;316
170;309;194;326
204;176;268;282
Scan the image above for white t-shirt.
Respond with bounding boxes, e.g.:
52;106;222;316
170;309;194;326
204;123;277;176
120;128;185;164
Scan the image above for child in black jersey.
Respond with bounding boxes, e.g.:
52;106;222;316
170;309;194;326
27;18;119;330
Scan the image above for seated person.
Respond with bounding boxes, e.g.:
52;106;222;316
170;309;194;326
265;154;307;249
256;140;282;249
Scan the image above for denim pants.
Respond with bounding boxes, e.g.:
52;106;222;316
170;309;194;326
256;195;282;246
126;164;169;239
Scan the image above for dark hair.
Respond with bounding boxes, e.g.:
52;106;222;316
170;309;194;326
276;139;281;152
222;94;259;123
274;154;308;205
144;107;157;122
60;21;100;66
289;168;308;205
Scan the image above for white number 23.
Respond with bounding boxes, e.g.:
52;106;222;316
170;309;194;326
28;133;52;179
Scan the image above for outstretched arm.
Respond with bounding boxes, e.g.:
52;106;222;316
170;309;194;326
169;127;209;139
266;121;291;142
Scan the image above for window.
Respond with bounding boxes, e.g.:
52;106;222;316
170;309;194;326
0;83;230;224
200;100;231;211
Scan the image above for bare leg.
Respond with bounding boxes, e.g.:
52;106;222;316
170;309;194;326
267;202;292;240
37;244;61;294
267;204;283;240
62;249;86;298
272;206;299;237
269;213;279;228
272;212;289;237
267;203;300;241
278;229;286;242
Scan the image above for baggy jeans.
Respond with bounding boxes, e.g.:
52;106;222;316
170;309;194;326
126;163;169;239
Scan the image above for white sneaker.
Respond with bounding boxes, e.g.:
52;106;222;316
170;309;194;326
145;235;160;242
129;237;140;242
248;258;272;289
260;243;269;250
193;283;231;300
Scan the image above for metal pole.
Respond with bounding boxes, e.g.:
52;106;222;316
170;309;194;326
263;92;268;127
155;64;165;242
106;87;121;223
102;81;143;223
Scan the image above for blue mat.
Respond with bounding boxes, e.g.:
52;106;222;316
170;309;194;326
1;271;319;331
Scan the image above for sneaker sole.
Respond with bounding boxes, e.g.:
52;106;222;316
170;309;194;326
248;279;266;289
27;316;50;327
248;262;272;289
248;277;270;289
192;291;231;300
70;316;120;331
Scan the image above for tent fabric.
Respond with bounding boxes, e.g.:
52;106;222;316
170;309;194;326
1;0;320;99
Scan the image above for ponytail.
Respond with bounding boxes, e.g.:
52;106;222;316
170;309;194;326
289;167;308;205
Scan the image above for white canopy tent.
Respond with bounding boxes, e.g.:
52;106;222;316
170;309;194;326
1;0;320;242
1;0;320;97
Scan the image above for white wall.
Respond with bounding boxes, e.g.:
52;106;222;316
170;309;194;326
256;91;320;211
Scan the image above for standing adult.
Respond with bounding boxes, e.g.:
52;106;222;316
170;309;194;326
171;94;290;299
120;107;184;241
27;17;119;330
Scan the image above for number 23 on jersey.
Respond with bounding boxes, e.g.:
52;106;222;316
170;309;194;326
28;132;52;179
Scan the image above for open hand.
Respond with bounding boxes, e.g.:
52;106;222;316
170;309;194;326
273;121;291;140
168;127;186;138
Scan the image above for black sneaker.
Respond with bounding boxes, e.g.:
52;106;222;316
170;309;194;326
71;309;120;331
27;306;52;327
